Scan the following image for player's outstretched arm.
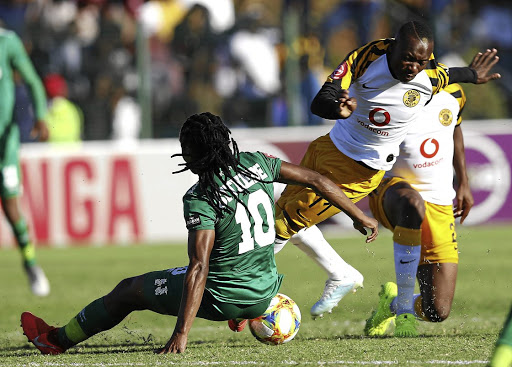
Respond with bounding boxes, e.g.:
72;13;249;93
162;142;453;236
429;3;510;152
453;125;474;224
156;229;215;354
277;161;378;242
469;48;501;84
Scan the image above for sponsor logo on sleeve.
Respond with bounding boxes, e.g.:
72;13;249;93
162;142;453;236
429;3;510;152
330;62;348;80
186;214;201;228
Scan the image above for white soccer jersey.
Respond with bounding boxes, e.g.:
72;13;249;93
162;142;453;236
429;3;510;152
392;84;466;205
326;39;449;171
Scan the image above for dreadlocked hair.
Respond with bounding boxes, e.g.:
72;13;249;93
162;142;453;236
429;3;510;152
173;112;270;218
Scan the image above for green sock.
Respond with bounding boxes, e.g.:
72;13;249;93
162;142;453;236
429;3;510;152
13;219;36;267
57;297;124;349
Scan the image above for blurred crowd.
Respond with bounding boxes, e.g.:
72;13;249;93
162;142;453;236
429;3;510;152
1;0;511;141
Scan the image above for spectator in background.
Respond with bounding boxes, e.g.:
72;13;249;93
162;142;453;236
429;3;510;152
111;85;141;143
15;76;38;143
43;73;83;143
82;74;113;140
319;0;383;65
472;0;512;115
215;5;281;127
170;4;216;113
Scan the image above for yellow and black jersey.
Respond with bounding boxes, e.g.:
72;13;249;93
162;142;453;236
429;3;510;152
442;83;466;125
319;38;452;171
394;83;466;205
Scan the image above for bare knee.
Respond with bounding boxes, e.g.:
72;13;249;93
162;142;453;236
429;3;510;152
398;193;425;223
423;299;452;322
384;183;425;228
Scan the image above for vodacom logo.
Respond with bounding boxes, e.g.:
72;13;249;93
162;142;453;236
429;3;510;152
369;108;390;126
420;138;439;158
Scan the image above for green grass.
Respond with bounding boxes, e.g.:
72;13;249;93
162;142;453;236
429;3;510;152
1;224;511;366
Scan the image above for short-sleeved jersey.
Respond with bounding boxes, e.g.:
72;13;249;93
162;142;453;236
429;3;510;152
0;29;47;134
392;84;466;205
327;39;450;171
183;151;283;304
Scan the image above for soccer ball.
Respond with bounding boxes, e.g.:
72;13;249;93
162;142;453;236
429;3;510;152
249;293;301;345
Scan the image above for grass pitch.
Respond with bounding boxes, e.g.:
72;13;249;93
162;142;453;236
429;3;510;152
1;224;511;366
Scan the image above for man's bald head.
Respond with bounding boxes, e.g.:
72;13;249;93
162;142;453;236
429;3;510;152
388;21;435;83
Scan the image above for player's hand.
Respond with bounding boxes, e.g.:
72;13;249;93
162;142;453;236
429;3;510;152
469;48;501;84
352;215;379;243
337;89;357;119
454;183;474;224
155;333;188;354
30;120;49;142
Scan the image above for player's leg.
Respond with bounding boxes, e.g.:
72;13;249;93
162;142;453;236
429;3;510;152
415;202;459;323
1;124;49;296
416;262;457;321
22;267;192;354
21;274;148;354
274;134;384;240
490;305;512;367
385;181;424;337
274;135;383;317
365;178;424;337
291;225;364;317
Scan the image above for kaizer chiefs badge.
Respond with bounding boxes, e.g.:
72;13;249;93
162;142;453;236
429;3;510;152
439;108;453;126
403;90;420;107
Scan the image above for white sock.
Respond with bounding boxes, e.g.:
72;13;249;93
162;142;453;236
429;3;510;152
289;225;363;283
393;242;421;315
274;237;289;254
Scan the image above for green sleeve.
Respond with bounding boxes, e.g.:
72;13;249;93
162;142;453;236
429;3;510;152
8;33;47;121
183;190;217;230
253;151;282;181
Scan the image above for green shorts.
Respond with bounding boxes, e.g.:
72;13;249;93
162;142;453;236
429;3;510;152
143;266;274;321
0;124;21;198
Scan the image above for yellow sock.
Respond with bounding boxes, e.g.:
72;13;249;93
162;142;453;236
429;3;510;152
393;226;421;246
414;295;430;321
489;344;512;367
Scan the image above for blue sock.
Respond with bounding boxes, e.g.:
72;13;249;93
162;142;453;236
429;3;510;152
393;242;421;315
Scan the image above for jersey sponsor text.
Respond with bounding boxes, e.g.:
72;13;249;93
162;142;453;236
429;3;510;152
357;120;389;136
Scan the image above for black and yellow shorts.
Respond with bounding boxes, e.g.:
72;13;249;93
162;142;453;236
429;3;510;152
275;134;385;238
368;177;459;265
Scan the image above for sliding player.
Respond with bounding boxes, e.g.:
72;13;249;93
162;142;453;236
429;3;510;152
21;112;377;354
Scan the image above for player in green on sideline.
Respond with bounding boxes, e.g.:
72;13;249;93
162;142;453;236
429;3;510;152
0;27;50;296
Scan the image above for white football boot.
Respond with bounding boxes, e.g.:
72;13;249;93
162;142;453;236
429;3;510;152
25;265;50;297
310;268;364;318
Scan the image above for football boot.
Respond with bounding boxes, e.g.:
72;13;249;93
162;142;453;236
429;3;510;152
364;282;397;336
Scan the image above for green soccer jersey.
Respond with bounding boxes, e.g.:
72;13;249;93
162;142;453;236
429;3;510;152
0;28;47;134
183;151;283;305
